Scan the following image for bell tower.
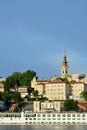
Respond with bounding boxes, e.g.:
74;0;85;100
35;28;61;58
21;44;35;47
61;52;69;78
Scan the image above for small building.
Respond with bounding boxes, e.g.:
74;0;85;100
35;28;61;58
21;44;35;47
17;87;28;98
70;82;87;97
33;101;64;113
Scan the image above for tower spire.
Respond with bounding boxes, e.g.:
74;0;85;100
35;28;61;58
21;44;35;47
63;51;68;66
61;52;69;78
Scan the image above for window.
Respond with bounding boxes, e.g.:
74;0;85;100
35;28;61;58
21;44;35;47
82;118;85;120
47;118;51;120
72;114;75;117
53;118;56;120
77;114;80;117
57;114;60;117
67;114;71;117
67;118;71;120
52;114;56;117
37;114;41;117
47;114;51;117
37;118;41;120
72;118;75;120
42;118;46;120
57;118;61;120
42;114;46;117
82;114;85;117
63;114;66;117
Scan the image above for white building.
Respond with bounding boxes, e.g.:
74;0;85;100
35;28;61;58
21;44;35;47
17;87;28;98
33;101;64;112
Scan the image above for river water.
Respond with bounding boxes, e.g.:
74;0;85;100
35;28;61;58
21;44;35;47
0;125;87;130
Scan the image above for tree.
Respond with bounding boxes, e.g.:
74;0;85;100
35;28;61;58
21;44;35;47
12;72;22;86
1;91;10;101
18;101;25;111
13;107;19;112
22;70;36;86
11;92;21;103
18;101;25;109
32;90;39;99
38;97;48;101
64;99;79;111
59;77;69;82
0;92;2;100
81;91;87;101
4;76;15;91
4;70;36;91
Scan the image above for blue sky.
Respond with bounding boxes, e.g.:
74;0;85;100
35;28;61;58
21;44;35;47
0;0;87;79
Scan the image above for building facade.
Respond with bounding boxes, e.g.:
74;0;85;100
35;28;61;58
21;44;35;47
33;101;64;112
31;79;71;101
45;82;70;100
17;87;28;98
70;82;87;97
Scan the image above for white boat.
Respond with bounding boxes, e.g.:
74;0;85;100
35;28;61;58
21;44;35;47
0;111;87;125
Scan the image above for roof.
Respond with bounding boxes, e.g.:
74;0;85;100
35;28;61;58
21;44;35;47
46;81;69;84
77;101;87;107
70;82;85;84
37;80;48;82
35;83;46;85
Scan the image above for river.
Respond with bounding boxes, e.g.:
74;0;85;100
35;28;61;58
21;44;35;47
0;125;87;130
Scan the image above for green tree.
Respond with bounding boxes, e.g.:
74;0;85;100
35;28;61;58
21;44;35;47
18;101;25;109
59;77;69;82
11;92;21;103
64;99;79;111
32;90;39;99
4;70;36;91
39;97;48;101
22;70;36;86
81;91;87;101
4;76;15;91
12;72;22;86
2;91;10;101
0;92;2;100
13;107;19;112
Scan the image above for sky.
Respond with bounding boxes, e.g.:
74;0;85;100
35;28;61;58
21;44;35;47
0;0;87;79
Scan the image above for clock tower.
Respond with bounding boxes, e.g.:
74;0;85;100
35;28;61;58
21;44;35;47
61;52;69;78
